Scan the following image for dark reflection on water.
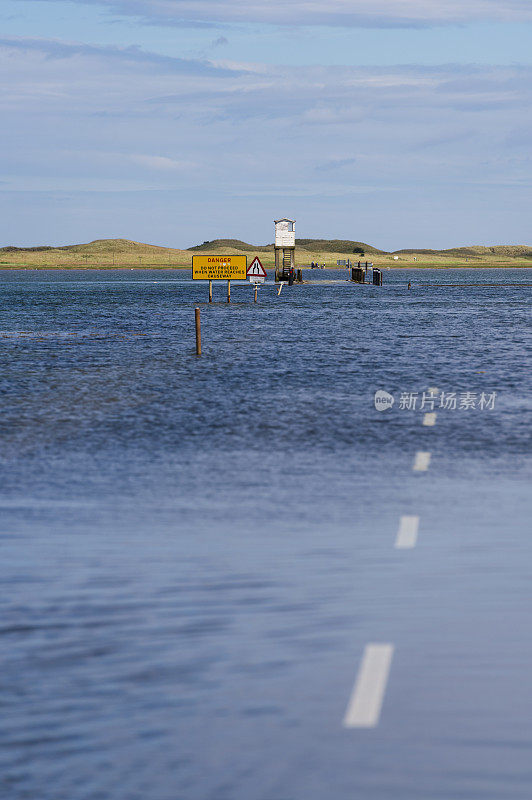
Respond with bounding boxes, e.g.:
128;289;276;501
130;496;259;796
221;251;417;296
1;269;531;800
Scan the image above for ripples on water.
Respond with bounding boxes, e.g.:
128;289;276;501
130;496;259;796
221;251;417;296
1;269;531;800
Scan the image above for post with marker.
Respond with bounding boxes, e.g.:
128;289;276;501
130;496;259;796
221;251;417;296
195;307;201;356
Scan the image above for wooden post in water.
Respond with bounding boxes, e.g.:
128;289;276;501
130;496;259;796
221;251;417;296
195;307;201;356
254;284;258;303
208;280;213;303
227;280;231;303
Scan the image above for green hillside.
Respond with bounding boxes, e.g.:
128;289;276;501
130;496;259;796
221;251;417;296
296;239;386;255
0;238;191;268
63;238;174;254
1;238;185;255
188;238;384;254
394;245;532;258
188;239;274;253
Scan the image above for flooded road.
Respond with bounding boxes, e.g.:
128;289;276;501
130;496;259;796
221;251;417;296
1;268;531;799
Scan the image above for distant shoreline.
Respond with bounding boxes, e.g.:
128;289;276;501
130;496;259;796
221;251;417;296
1;237;531;270
1;264;532;271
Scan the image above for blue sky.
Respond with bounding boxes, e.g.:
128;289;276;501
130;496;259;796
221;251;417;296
1;0;532;248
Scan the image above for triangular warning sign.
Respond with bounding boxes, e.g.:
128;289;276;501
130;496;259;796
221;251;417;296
247;257;267;278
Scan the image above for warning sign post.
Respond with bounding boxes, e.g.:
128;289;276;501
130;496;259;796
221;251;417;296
192;254;247;304
247;257;267;284
192;255;247;281
247;256;267;303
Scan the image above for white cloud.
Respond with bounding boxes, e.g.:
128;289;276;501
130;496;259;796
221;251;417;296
129;154;196;170
1;34;532;248
46;0;532;26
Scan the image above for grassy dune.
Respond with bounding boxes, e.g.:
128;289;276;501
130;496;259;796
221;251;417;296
1;238;531;269
0;239;191;269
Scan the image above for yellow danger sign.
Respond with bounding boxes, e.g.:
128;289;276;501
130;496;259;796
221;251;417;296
192;255;247;280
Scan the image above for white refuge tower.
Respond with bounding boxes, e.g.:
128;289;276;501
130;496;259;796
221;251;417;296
274;218;295;281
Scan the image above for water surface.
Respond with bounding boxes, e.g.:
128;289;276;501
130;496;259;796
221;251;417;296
1;269;531;800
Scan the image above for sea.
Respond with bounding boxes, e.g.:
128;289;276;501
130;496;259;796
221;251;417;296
1;268;531;800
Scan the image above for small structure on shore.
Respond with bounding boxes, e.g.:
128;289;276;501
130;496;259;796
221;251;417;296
274;218;296;282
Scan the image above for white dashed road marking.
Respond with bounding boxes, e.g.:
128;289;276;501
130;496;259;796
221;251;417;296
395;515;420;549
413;451;431;471
423;412;437;426
343;644;395;728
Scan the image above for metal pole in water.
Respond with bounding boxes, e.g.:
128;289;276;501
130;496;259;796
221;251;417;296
227;280;231;304
195;307;201;356
209;280;213;303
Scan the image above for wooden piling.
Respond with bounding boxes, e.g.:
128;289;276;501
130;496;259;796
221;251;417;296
208;280;213;303
254;284;258;303
195;307;201;356
227;280;231;303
